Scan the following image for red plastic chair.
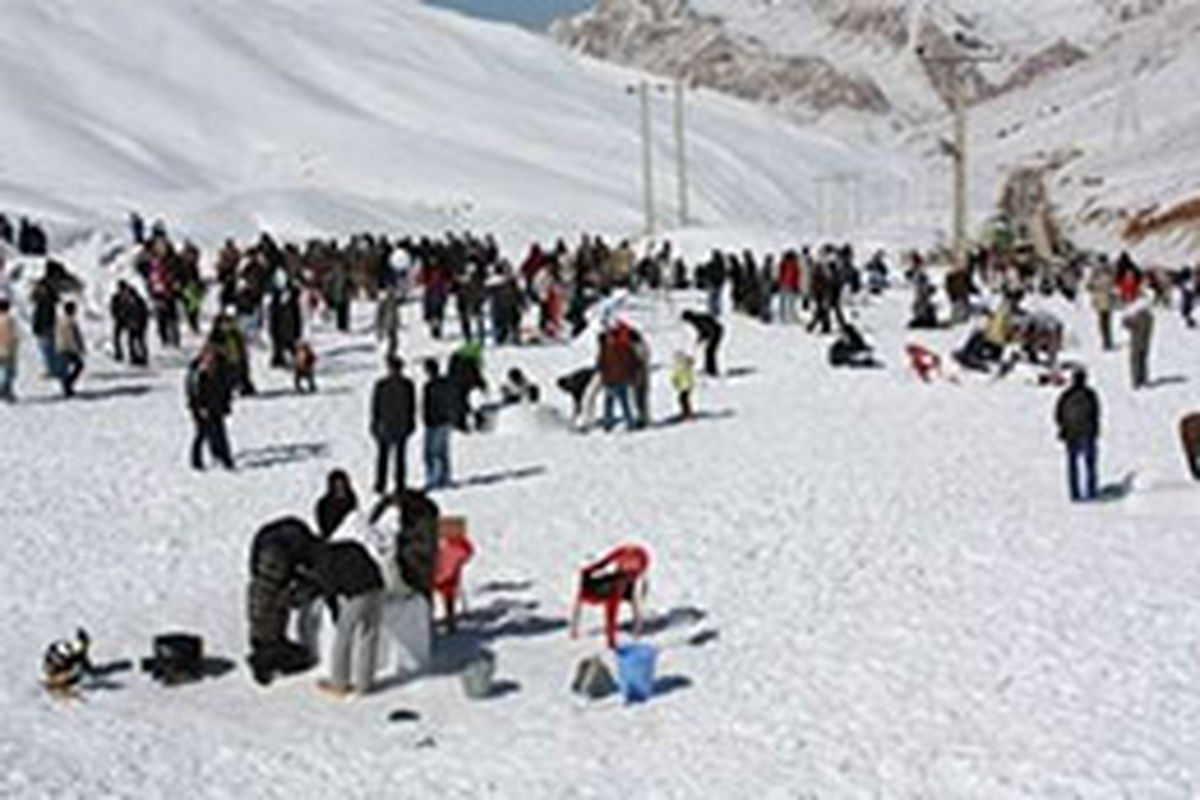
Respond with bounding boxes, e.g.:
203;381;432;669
570;544;650;648
434;517;474;631
906;343;942;383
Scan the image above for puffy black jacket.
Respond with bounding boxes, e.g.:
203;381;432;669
312;542;385;613
370;374;416;442
1055;384;1100;442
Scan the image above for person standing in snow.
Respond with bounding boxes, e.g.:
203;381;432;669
670;350;696;421
315;469;359;539
421;357;457;491
187;344;235;470
0;297;18;402
777;250;802;324
1122;297;1155;390
376;284;401;359
30;276;59;378
370;356;416;495
682;309;724;377
447;342;485;432
110;280;150;366
1087;260;1115;351
54;301;85;397
597;324;638;432
312;539;386;697
1054;368;1101;503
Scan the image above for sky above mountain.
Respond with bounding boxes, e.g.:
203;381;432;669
425;0;591;29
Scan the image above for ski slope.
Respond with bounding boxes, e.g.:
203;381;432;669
0;0;906;248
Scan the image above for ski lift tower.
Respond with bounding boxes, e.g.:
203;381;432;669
918;32;1000;273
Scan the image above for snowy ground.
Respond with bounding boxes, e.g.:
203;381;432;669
3;274;1199;798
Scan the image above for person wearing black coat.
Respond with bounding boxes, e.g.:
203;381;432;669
370;357;416;494
30;277;59;377
422;358;458;490
312;540;385;696
186;344;235;470
246;517;323;686
1054;369;1101;502
315;469;358;538
110;281;150;366
682;310;724;377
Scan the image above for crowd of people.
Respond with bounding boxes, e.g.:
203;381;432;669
7;206;1200;700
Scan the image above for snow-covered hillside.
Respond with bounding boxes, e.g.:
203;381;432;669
5;272;1200;797
0;0;907;248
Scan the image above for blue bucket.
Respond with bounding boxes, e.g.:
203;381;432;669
615;643;657;704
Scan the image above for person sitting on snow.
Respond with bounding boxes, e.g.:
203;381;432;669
500;367;540;405
828;322;878;368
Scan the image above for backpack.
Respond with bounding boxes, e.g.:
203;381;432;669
571;655;617;700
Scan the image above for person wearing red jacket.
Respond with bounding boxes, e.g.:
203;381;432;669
597;323;639;431
777;250;802;323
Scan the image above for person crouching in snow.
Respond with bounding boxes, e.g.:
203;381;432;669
556;365;599;431
246;517;324;686
681;310;723;377
671;351;696;421
293;340;317;394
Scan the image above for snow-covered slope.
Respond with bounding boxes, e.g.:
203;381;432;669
0;0;906;247
5;273;1200;797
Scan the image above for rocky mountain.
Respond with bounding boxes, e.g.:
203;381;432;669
552;0;1173;126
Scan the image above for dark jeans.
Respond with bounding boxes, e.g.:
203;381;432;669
59;353;84;397
678;391;692;420
1066;438;1098;502
375;437;409;494
1098;310;1113;350
192;414;234;469
1130;345;1149;389
424;425;452;490
113;323;149;366
129;328;148;366
703;331;722;377
603;384;634;431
